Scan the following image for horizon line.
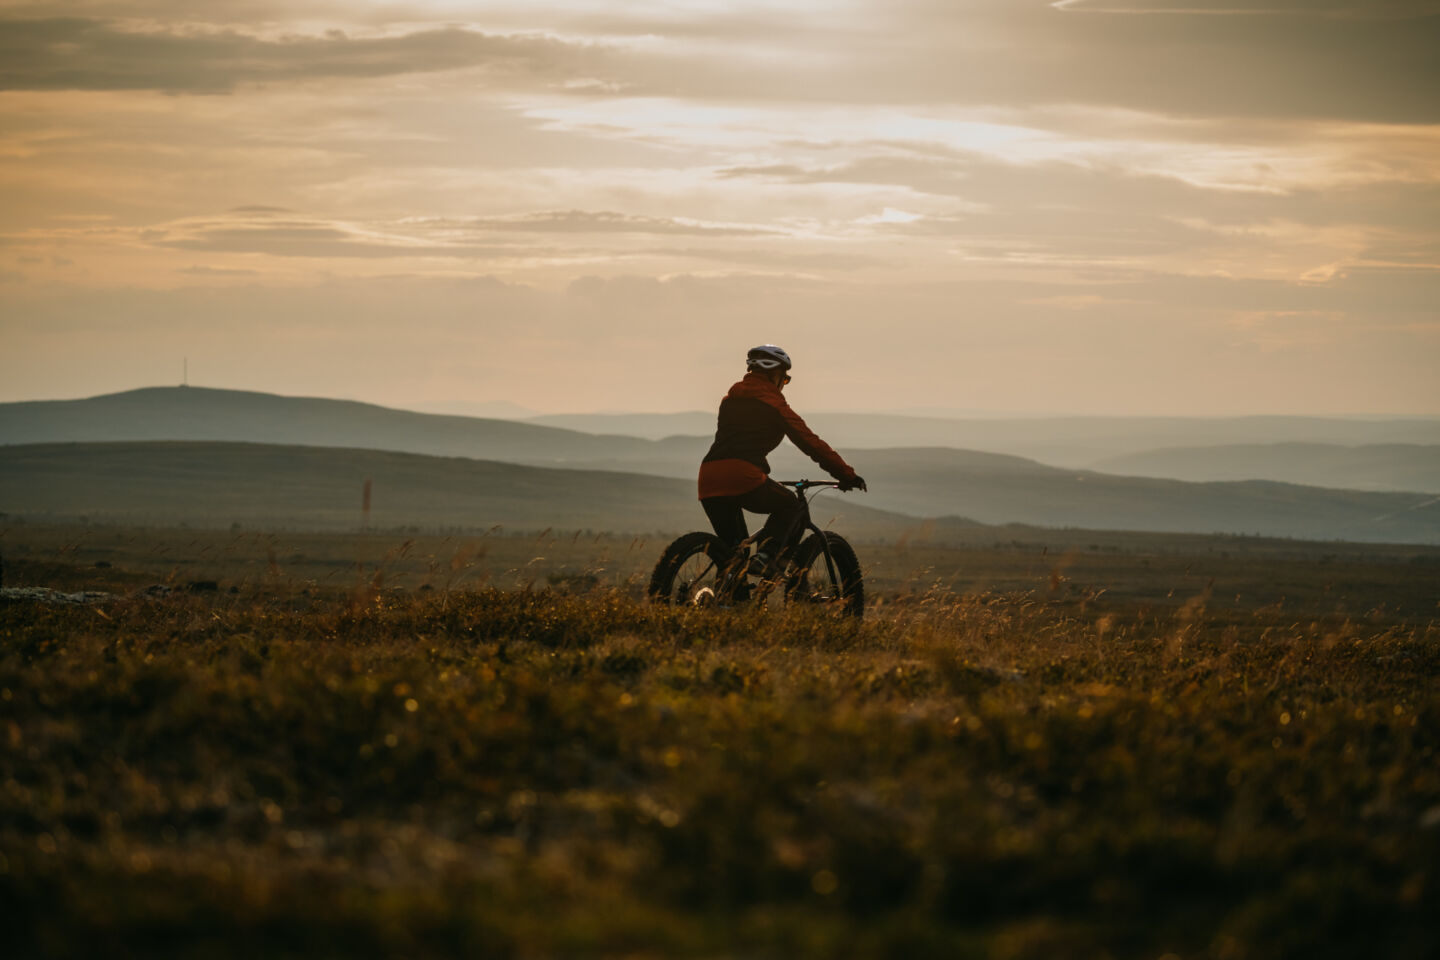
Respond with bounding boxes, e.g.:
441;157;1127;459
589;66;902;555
1;383;1437;421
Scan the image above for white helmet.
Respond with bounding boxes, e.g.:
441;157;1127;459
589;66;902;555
746;344;792;372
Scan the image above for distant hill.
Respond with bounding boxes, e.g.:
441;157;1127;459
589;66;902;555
403;400;538;419
12;388;1439;476
4;388;1440;543
0;441;910;538
757;446;1440;544
3;441;1438;545
529;411;1440;467
1092;443;1440;493
529;411;716;440
0;386;688;466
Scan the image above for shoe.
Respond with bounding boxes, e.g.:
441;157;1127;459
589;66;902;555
746;551;772;577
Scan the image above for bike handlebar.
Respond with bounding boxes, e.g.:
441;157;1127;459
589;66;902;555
778;479;842;490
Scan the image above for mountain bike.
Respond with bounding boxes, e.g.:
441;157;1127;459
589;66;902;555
648;480;865;617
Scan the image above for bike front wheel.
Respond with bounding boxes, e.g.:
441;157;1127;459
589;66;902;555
785;531;864;618
648;531;734;607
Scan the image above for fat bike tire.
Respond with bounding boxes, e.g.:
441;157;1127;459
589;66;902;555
648;531;729;606
787;531;864;618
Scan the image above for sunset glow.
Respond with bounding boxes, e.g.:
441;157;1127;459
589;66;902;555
2;0;1437;414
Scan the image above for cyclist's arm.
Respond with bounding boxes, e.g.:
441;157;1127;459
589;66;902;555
770;397;857;483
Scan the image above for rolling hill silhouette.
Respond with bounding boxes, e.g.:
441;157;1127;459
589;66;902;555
3;440;1438;544
0;441;913;538
0;386;684;464
755;446;1440;543
1092;443;1440;493
528;410;1440;467
4;387;1439;542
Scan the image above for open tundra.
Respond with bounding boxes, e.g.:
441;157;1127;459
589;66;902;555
0;527;1436;959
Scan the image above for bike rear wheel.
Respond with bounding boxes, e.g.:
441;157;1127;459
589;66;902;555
785;531;864;618
648;531;734;607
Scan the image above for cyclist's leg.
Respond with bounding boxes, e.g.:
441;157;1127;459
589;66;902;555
738;480;803;562
700;497;753;599
700;496;748;555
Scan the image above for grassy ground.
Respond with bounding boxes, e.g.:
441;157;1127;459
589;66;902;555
1;529;1437;958
5;522;1438;613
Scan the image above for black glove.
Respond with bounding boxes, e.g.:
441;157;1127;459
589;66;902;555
839;475;867;492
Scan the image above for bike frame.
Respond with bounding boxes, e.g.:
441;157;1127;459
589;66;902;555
772;479;843;584
711;479;844;602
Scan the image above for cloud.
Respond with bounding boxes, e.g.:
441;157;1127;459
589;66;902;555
714;153;1239;261
141;210;794;262
5;4;1437;123
148;216;519;259
647;247;889;271
157;231;492;259
178;265;259;276
1062;263;1440;318
0;18;611;93
464;210;782;237
720;156;972;196
579;0;1440;123
565;271;826;303
715;145;1440;258
1053;0;1434;16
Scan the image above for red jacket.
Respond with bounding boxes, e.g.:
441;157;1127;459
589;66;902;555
698;372;857;499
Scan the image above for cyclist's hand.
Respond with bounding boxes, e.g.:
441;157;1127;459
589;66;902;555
840;475;867;492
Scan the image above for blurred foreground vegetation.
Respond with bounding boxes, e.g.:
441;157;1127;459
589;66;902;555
1;529;1437;958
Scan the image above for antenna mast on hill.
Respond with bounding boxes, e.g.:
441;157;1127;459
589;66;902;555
182;357;189;388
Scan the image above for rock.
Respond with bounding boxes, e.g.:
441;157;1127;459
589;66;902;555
0;587;114;605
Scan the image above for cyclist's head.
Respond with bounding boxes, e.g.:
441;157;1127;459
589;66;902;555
746;344;792;378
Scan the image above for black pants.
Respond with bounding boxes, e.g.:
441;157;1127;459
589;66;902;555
701;480;803;558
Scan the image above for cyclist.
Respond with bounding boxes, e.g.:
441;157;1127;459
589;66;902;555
699;344;866;575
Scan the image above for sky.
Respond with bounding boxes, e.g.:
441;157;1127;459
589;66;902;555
1;0;1437;416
